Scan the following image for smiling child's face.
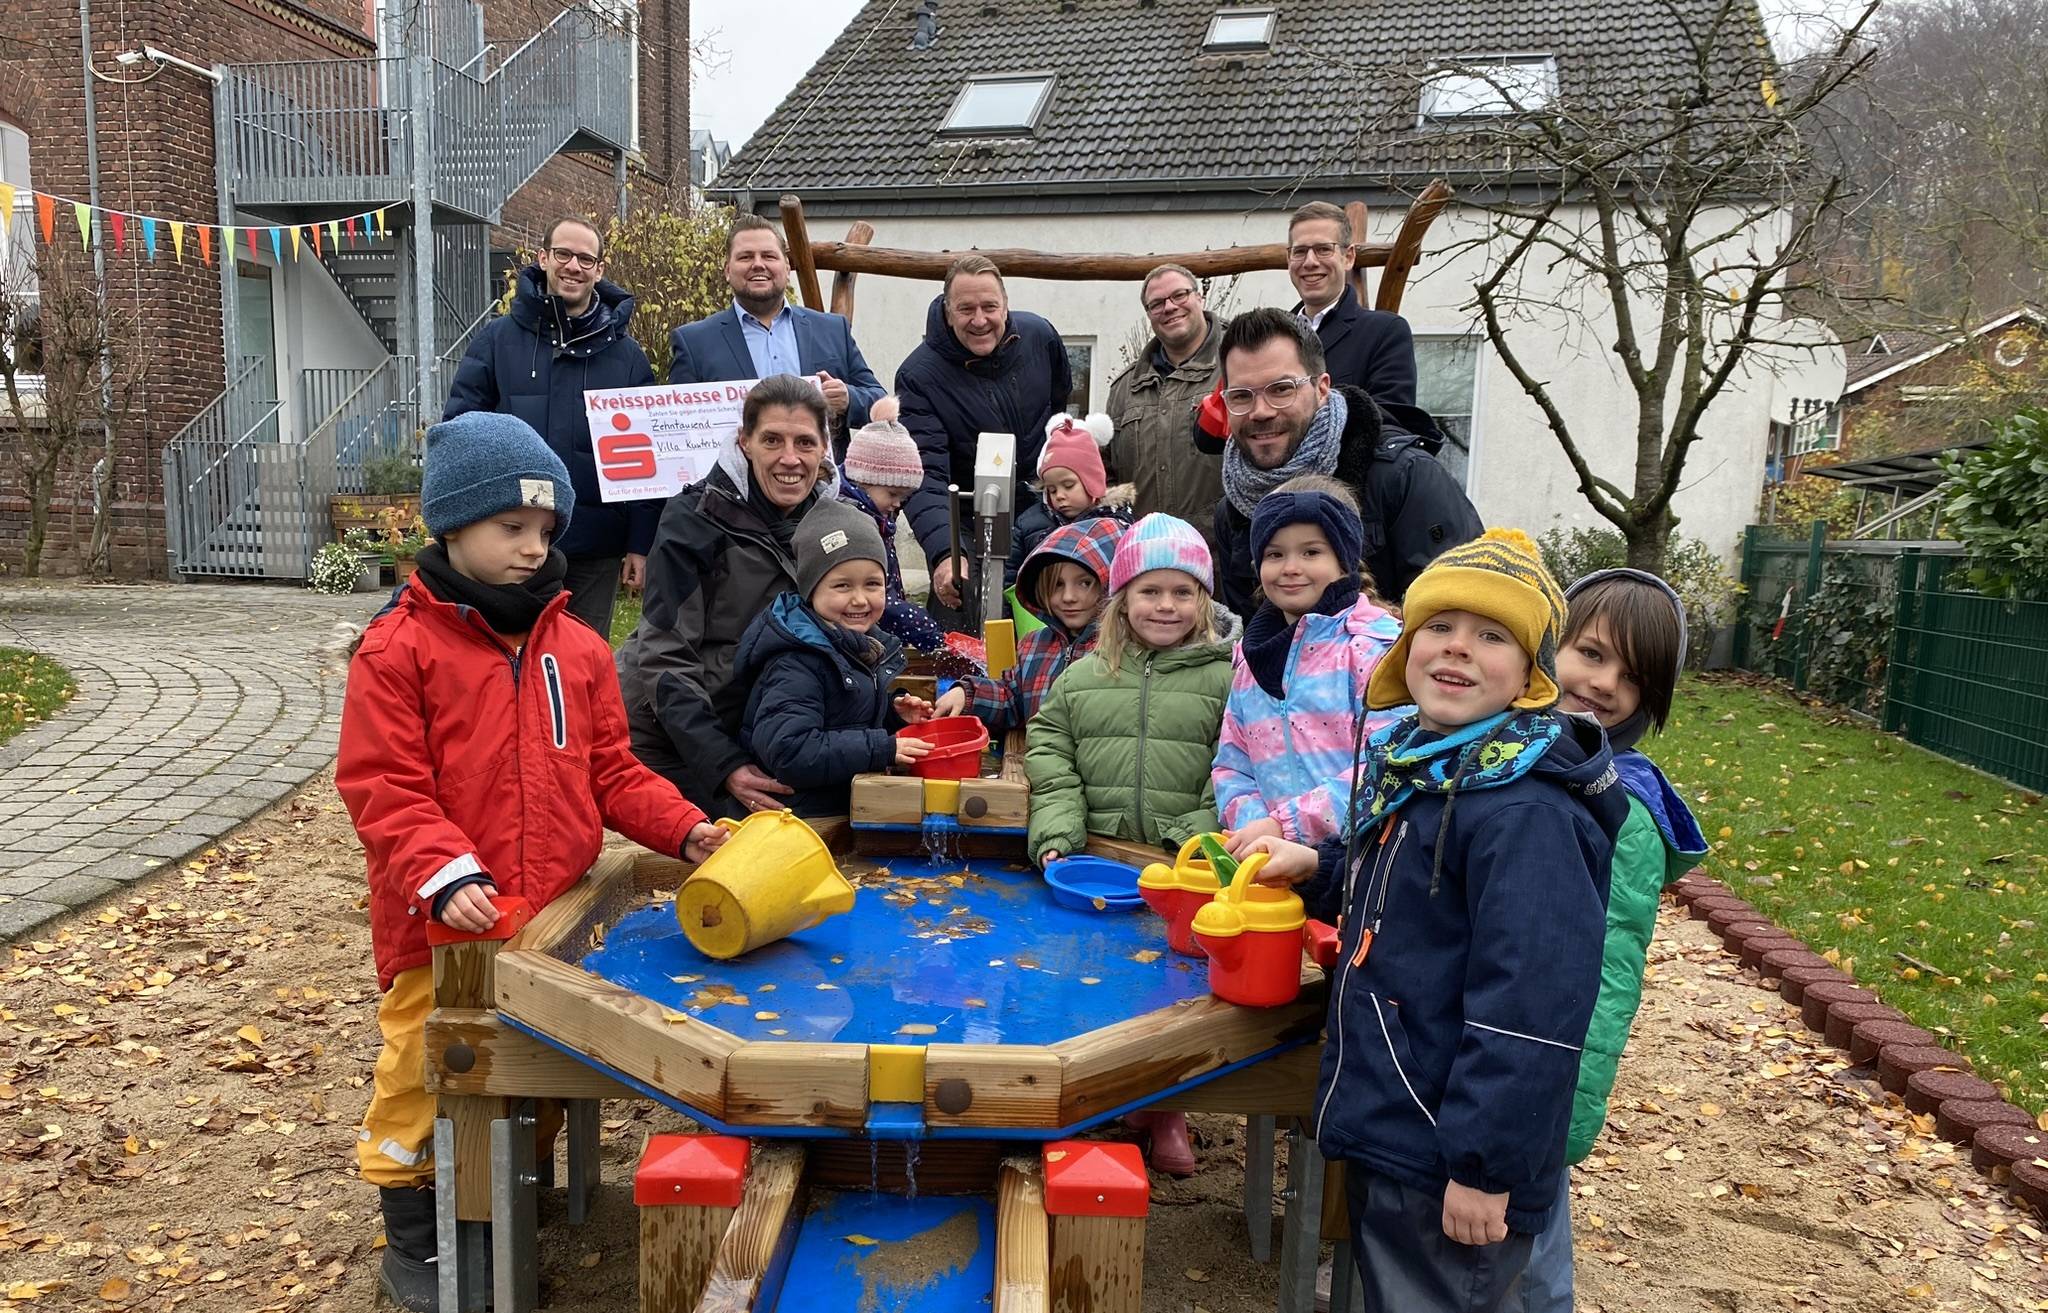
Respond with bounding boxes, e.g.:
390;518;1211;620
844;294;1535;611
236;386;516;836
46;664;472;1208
1556;617;1642;729
1405;608;1531;733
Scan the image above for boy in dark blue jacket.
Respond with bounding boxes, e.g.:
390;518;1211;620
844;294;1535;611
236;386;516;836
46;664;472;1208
1244;528;1628;1312
733;498;936;817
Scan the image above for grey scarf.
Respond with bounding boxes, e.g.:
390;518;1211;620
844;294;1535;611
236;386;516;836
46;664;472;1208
1222;389;1348;517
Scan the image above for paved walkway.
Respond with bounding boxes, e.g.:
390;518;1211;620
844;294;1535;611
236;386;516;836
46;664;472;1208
0;583;381;940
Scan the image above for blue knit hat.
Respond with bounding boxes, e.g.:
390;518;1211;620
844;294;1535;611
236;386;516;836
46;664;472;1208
1250;490;1364;579
421;412;576;539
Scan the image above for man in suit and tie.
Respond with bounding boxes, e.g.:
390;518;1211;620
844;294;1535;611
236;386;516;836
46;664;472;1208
1285;201;1441;440
669;214;885;446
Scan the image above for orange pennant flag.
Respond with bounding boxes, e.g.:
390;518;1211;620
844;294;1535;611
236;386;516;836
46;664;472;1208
199;225;214;266
36;192;54;243
309;223;321;257
247;226;259;260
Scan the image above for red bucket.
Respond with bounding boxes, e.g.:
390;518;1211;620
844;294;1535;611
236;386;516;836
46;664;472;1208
899;715;989;780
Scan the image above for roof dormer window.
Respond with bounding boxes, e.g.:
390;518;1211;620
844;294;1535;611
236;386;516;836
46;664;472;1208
1419;55;1559;122
939;74;1054;136
1204;7;1276;52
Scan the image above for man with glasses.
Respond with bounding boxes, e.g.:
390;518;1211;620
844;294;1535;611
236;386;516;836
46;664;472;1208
1106;264;1227;543
1285;201;1447;440
669;214;885;455
1209;308;1480;613
445;216;660;636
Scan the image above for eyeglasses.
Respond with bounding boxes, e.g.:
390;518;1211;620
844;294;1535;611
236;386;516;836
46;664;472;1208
1221;375;1314;413
1143;285;1198;316
547;246;603;270
1286;241;1343;264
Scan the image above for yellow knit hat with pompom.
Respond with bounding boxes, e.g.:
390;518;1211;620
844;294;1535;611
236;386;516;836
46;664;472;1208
1365;527;1568;712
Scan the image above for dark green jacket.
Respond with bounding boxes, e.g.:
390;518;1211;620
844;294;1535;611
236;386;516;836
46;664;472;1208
1024;630;1234;859
1566;753;1708;1162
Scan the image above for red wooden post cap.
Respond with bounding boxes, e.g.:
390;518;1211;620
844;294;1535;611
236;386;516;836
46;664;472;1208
634;1135;750;1208
1043;1141;1149;1218
425;894;535;946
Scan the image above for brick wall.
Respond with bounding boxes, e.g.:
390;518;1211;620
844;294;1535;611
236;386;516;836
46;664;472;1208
0;0;685;579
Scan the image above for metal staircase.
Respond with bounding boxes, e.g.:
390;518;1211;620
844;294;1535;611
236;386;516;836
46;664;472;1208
169;0;632;579
318;243;402;354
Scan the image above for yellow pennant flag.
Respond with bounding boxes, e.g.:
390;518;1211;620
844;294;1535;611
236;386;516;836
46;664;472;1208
373;208;386;239
73;201;92;250
327;220;340;249
170;220;186;263
289;225;302;259
222;225;235;256
0;183;14;229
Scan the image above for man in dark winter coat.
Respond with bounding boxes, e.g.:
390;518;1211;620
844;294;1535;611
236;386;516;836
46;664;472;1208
895;253;1073;611
444;217;658;635
1210;308;1480;612
1106;264;1227;547
1284;201;1442;440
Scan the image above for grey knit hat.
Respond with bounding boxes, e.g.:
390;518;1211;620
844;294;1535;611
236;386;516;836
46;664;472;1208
795;496;888;600
420;411;576;539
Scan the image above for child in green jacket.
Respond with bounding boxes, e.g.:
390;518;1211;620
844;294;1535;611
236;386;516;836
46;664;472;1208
1519;568;1708;1313
1026;513;1236;1176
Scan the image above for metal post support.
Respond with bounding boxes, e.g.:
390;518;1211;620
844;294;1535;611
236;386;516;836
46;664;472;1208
614;151;629;222
1243;1113;1276;1262
1793;519;1826;692
433;1118;490;1313
491;1100;541;1313
1882;549;1921;734
1275;1121;1325;1313
406;0;438;408
1732;527;1758;670
565;1098;601;1225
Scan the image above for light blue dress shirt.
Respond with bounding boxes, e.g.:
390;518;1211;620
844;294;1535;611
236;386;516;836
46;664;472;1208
737;302;802;379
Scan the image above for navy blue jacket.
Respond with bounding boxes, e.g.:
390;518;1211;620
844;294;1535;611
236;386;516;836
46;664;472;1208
1300;713;1628;1234
1212;387;1481;611
1299;286;1439;437
444;267;660;560
733;592;910;817
669;303;886;435
895;296;1073;563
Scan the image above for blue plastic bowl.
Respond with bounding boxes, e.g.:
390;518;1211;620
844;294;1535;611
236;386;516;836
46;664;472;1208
1043;856;1145;912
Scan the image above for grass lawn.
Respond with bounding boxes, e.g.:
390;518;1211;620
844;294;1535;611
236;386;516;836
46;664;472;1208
0;647;76;746
609;591;643;649
1659;674;2047;1112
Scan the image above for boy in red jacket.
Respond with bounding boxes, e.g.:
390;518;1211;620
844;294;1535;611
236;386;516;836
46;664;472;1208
336;410;726;1311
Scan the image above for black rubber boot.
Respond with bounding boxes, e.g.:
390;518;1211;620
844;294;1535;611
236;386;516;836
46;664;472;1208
377;1186;440;1312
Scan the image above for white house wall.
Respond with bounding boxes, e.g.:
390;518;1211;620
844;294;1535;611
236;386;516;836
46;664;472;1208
837;201;1785;558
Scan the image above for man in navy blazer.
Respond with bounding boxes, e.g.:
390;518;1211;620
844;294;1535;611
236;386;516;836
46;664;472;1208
669;214;885;444
1285;201;1442;441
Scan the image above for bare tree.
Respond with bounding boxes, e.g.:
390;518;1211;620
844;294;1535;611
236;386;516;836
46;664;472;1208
1823;0;2048;323
1359;1;1879;570
1;245;117;578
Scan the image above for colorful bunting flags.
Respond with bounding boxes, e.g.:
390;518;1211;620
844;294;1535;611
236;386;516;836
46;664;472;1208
0;184;388;270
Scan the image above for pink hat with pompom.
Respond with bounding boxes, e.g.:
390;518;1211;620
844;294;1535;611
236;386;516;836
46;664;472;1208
1038;411;1114;503
843;396;924;491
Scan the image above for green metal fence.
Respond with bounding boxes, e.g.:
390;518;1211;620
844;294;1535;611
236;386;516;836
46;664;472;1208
1735;524;2048;792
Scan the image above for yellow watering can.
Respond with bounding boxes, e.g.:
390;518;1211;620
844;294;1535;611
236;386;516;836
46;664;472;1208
675;811;856;960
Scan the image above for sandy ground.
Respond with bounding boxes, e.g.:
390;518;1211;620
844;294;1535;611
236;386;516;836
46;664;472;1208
3;774;2044;1312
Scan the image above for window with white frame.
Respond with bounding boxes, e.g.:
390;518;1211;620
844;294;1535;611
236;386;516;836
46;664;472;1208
1419;55;1559;122
1064;339;1094;416
940;75;1054;136
0;116;41;392
1415;335;1480;487
1204;7;1276;51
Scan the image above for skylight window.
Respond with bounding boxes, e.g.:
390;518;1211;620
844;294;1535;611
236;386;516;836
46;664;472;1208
1204;7;1275;51
1419;55;1559;121
939;75;1054;135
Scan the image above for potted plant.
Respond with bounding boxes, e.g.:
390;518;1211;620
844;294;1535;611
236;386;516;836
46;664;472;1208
307;529;386;596
375;504;431;581
330;430;425;539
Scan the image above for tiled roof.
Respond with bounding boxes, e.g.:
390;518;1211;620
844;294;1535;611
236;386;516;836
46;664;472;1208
712;0;1771;200
1843;330;1940;388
